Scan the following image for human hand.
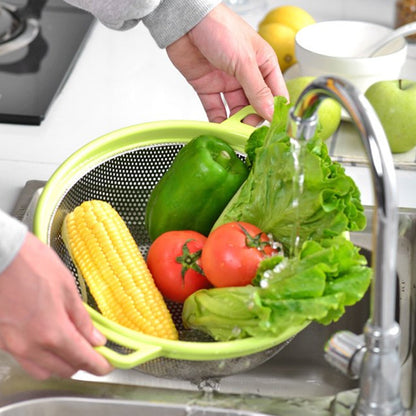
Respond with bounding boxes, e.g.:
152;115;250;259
0;232;113;380
166;3;288;124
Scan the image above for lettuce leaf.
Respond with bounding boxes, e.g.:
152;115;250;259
182;97;372;342
182;236;372;341
213;96;366;253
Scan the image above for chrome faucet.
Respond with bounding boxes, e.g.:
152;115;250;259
287;76;404;416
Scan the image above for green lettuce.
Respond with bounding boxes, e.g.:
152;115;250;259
182;235;372;341
213;96;366;253
181;97;372;342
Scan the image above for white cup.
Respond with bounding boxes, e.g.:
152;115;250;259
295;20;408;93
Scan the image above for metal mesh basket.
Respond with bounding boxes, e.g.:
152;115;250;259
33;110;308;382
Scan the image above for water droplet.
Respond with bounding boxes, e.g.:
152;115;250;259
197;378;220;393
271;241;283;251
273;257;289;273
231;326;242;337
260;279;269;288
260;270;273;288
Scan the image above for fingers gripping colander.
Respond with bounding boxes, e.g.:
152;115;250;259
33;107;309;381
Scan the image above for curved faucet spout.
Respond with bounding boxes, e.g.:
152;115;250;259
288;76;403;416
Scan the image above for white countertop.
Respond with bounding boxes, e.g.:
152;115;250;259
1;0;416;216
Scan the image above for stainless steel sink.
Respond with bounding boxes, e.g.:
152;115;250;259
0;394;348;416
71;206;395;399
0;349;339;415
0;396;277;416
3;191;416;415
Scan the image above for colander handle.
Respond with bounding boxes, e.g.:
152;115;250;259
87;305;164;369
94;343;162;370
220;105;259;137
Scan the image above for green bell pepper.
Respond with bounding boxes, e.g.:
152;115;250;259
145;135;248;241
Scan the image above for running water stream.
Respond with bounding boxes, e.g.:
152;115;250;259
183;114;355;416
289;137;306;258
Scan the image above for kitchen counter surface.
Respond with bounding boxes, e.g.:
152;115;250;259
1;0;416;215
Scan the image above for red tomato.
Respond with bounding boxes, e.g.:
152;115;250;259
201;222;281;287
147;230;211;303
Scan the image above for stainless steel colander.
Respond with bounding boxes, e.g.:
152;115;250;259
33;107;309;382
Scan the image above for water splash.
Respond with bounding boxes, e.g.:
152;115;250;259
259;258;289;289
259;270;273;288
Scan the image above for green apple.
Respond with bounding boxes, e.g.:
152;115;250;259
365;79;416;154
286;76;342;140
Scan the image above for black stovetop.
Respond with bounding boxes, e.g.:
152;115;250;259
0;0;94;125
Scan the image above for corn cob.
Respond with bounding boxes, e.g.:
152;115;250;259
62;199;178;340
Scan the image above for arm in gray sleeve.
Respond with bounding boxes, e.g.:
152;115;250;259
143;0;222;48
65;0;222;48
0;210;27;274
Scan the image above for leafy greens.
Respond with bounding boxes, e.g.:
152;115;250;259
213;96;366;252
183;236;371;340
182;96;372;341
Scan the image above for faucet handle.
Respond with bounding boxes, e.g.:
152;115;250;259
324;331;366;379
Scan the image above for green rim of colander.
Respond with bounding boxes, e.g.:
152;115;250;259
33;106;257;241
87;304;309;368
32;107;310;369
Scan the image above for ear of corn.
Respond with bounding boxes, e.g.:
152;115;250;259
62;199;178;340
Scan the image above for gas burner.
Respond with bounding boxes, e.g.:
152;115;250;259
0;4;26;42
0;0;94;124
0;1;45;55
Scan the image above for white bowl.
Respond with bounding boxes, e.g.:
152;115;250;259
295;20;408;92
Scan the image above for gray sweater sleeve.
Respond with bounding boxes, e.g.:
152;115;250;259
0;210;27;274
65;0;222;48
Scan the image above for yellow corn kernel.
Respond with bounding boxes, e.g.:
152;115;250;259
62;200;178;340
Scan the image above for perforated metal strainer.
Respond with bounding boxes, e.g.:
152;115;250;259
33;107;309;381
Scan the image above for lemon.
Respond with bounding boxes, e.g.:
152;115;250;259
258;23;296;73
259;5;315;32
258;5;315;72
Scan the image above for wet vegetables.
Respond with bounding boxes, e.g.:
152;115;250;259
213;96;366;252
183;235;371;341
182;96;371;341
145;135;248;241
201;221;282;288
147;230;210;303
62;200;178;340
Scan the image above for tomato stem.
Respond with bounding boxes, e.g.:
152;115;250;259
238;223;280;255
176;239;204;280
